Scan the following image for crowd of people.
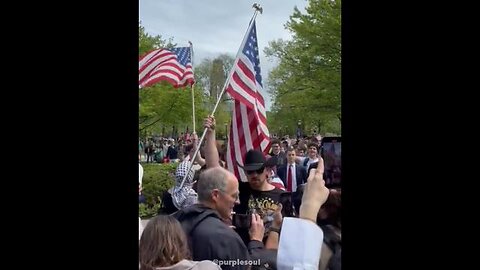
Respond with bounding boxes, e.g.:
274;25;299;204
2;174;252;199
139;116;341;270
140;130;201;163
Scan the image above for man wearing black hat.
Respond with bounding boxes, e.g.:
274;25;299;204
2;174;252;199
175;115;279;269
197;115;285;229
235;149;288;245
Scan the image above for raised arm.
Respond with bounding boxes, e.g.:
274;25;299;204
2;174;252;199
277;157;330;270
204;115;221;168
300;157;329;222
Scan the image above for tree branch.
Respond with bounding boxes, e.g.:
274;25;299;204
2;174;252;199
139;92;180;131
140;116;156;125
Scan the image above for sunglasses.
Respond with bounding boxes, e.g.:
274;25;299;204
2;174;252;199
246;167;265;175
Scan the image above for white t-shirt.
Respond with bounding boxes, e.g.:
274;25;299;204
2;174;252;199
278;217;324;270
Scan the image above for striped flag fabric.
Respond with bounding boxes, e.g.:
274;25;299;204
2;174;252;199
225;20;271;182
139;47;194;88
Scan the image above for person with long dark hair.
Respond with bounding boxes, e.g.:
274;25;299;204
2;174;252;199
139;215;220;270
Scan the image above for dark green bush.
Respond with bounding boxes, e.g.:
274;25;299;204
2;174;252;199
140;163;178;218
139;202;160;218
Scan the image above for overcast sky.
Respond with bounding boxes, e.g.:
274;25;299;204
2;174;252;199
139;0;308;110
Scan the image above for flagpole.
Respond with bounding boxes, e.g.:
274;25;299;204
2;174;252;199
177;3;263;190
189;41;196;134
209;3;262;116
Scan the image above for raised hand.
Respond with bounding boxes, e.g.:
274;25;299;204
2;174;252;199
249;213;265;242
299;157;330;223
204;115;216;131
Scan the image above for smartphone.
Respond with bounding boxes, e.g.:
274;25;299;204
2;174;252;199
232;213;252;229
320;137;342;188
279;192;296;217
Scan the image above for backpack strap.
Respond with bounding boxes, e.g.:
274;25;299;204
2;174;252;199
187;212;216;237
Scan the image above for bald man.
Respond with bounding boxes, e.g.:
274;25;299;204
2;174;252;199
173;167;265;270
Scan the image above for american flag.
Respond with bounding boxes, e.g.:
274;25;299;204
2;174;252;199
225;20;271;182
139;47;194;88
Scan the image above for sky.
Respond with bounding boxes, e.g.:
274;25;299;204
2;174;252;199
139;0;309;110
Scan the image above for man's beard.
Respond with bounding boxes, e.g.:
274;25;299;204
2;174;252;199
248;177;265;190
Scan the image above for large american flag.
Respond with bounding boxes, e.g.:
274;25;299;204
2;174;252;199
139;47;194;88
226;20;271;182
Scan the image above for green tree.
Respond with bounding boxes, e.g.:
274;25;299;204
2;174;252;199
139;83;208;137
194;54;236;139
139;23;174;56
265;0;341;135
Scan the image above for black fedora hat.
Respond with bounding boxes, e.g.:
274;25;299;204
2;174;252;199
237;149;269;171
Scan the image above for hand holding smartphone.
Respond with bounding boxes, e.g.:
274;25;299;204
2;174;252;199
279;192;295;217
320;137;341;188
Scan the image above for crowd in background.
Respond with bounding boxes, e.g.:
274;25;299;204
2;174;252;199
139;116;341;270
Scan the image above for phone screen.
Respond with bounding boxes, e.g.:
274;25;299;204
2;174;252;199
279;192;296;217
232;214;251;229
321;137;342;188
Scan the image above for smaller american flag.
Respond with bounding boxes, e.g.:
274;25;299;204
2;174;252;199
139;47;194;89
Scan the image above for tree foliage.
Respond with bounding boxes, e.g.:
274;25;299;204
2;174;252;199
192;54;236;138
139;23;175;56
265;0;341;136
139;83;208;137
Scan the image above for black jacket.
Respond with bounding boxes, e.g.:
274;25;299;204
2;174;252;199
166;145;178;159
172;204;266;270
276;163;307;191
